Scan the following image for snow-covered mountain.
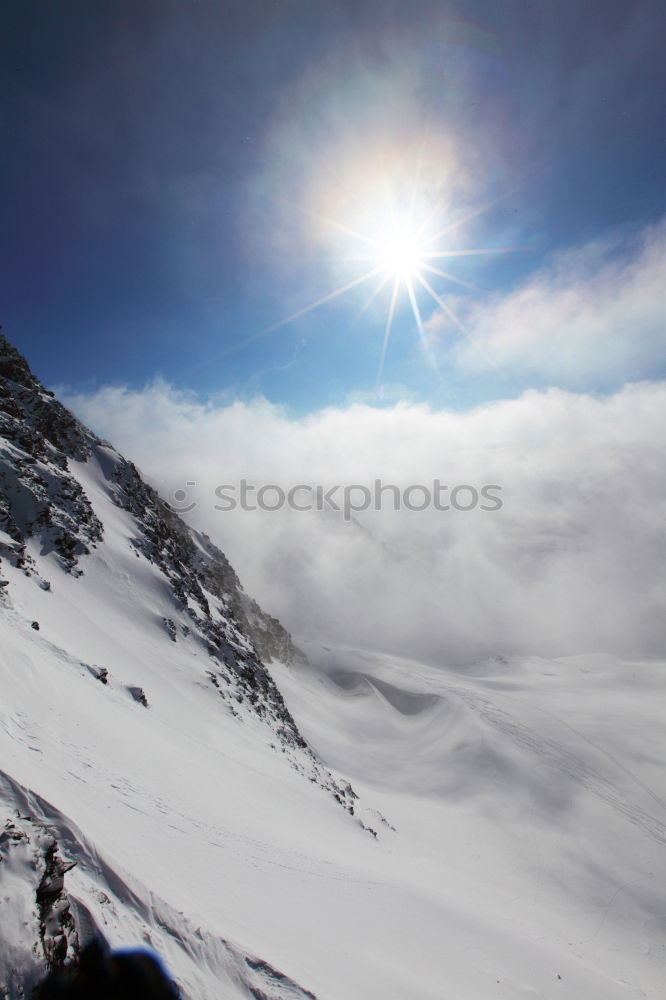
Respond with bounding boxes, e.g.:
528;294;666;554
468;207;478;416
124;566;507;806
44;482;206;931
1;334;665;1000
0;332;358;802
0;333;360;996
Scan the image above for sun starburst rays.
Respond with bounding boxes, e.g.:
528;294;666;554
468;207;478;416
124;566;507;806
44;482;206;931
377;277;400;386
337;199;504;386
225;181;514;382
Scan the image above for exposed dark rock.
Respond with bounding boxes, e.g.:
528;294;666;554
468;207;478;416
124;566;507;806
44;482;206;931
127;686;148;708
0;334;93;462
0;813;80;993
87;665;109;685
163;617;177;642
36;840;78;972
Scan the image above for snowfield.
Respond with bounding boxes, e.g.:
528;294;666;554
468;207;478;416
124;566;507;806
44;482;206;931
1;516;664;999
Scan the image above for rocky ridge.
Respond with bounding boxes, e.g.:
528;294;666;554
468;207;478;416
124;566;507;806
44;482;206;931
0;332;357;812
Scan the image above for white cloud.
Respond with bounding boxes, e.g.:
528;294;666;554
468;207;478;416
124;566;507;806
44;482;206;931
449;218;666;385
64;380;666;664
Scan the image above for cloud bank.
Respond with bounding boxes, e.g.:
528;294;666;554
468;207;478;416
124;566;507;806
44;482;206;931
64;379;666;666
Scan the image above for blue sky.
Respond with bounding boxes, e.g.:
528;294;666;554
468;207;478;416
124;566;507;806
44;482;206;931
2;0;665;414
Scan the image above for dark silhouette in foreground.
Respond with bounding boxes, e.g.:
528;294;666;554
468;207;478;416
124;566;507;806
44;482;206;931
34;939;180;1000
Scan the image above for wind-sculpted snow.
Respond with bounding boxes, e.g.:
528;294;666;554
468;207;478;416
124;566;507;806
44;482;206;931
293;646;666;838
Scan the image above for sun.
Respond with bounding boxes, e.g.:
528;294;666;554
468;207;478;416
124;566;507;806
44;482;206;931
376;221;426;281
234;170;516;387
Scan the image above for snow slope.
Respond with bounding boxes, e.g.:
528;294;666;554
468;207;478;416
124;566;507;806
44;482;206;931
1;336;665;999
3;573;665;998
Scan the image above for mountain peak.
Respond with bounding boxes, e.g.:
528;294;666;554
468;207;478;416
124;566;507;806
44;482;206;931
0;332;358;812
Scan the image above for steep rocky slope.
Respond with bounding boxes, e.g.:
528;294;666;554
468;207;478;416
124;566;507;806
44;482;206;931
0;332;355;805
0;333;363;996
